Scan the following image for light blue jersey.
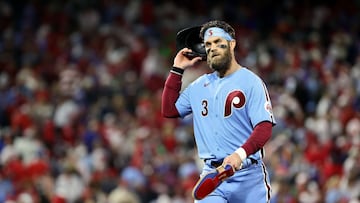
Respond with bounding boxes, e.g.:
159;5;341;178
175;67;276;161
176;67;275;202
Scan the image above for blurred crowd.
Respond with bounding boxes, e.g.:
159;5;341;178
0;0;359;203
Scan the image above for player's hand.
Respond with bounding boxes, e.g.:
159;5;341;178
223;153;243;171
173;48;203;70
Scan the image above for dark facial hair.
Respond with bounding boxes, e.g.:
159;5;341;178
208;42;232;77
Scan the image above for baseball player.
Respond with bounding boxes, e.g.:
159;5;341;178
162;20;276;202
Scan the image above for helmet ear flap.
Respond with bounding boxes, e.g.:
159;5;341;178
176;26;207;60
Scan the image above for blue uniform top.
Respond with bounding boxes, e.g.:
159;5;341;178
175;67;276;161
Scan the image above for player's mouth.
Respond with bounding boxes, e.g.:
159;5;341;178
211;53;220;58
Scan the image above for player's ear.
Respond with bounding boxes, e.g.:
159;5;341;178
229;40;236;49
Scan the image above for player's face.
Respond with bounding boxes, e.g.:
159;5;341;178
205;37;232;73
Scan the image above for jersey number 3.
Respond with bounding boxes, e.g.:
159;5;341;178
201;90;246;117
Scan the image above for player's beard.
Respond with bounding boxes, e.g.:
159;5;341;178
208;44;232;77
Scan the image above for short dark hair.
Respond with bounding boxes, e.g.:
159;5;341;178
199;20;236;40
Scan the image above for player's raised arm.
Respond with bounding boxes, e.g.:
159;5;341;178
161;48;202;118
161;67;182;118
162;25;206;118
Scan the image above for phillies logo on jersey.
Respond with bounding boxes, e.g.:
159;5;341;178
224;90;246;117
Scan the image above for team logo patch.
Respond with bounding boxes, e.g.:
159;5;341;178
264;101;273;116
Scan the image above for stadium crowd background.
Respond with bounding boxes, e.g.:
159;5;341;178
0;0;359;202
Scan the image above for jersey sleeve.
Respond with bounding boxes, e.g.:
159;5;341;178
247;78;276;128
175;85;193;118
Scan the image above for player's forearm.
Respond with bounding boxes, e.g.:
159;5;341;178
161;68;183;118
238;121;273;158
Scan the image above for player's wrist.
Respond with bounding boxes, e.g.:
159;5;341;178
170;66;184;75
235;147;247;161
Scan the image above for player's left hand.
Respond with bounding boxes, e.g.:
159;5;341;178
223;153;243;170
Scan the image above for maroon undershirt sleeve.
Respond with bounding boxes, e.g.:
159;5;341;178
241;121;273;156
161;72;182;118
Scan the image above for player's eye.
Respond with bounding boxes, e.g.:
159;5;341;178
206;48;211;54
